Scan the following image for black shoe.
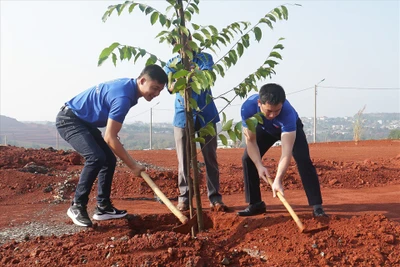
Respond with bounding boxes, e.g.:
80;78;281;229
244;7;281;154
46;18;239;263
92;202;127;221
237;201;267;216
67;203;93;227
313;207;328;217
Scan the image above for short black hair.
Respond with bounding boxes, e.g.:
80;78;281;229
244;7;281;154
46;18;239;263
259;83;286;105
139;64;168;85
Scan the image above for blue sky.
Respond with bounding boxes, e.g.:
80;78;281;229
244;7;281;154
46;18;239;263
1;0;399;124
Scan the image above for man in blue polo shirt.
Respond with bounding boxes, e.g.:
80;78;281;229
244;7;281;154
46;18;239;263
237;83;327;217
164;46;227;212
56;64;168;227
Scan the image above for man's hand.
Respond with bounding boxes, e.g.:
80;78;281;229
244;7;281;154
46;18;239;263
272;179;284;198
256;165;270;181
131;162;145;177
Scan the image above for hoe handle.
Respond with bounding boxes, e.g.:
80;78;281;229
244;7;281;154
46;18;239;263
141;171;189;224
264;176;305;232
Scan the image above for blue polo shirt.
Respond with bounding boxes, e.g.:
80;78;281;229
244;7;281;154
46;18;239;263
164;52;220;128
65;78;139;127
241;94;298;137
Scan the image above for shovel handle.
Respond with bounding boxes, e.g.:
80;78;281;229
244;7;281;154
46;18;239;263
264;176;305;232
140;171;189;224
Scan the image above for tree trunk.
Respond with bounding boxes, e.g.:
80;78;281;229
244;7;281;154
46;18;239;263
177;0;204;233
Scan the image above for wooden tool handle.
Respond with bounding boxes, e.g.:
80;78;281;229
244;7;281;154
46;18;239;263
141;172;189;224
264;176;305;232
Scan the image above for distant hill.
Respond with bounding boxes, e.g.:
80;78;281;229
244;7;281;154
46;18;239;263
0;113;398;149
0;115;69;149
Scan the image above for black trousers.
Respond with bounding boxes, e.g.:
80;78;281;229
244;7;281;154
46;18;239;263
242;119;323;206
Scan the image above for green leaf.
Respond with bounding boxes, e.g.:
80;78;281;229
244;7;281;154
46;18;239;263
234;122;243;141
187;6;194;14
98;49;111;66
174;78;187;92
139;48;146;56
128;3;137;13
150;12;159;25
116;4;125;16
205;123;216;136
167;72;173;89
216;36;226;46
134;52;141;63
266;14;276;22
201;28;212;40
145;7;154;15
218;134;228;146
273;44;284;50
227;129;236;142
245;117;258;133
215;64;225;77
98;42;120;66
222;119;233;131
192;23;200;30
220;96;230;103
237;42;244;57
187;40;199;52
102;11;110;22
264;59;279;68
112;52;117;66
190;80;200;95
269;51;282;59
139;4;146;12
185;50;193;60
190;3;200;14
253;27;262;42
166;5;173;13
184;10;192;21
193;32;204;43
221;33;231;43
274;8;282;19
206;93;213;105
197;114;205;124
259;18;273;29
229;50;238;64
189;98;199;111
223;56;232;68
169;57;179;69
281;5;289;20
254;113;264;124
242;34;250;48
179;26;190;37
193;137;205;144
159;14;166;26
172;69;190;79
222;112;227;124
145;55;157;66
235;122;242;132
172;44;183;53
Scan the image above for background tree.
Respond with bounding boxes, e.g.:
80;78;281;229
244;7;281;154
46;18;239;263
353;105;366;144
388;129;400;139
99;0;294;234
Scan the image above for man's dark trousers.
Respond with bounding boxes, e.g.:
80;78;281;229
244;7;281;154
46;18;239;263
242;119;323;206
56;107;116;206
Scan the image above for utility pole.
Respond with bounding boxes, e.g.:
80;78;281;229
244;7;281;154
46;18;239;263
56;130;59;150
313;78;325;143
149;102;160;150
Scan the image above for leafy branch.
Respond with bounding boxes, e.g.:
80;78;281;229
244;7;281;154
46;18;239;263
98;43;165;67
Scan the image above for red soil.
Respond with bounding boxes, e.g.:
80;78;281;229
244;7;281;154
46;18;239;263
0;140;399;266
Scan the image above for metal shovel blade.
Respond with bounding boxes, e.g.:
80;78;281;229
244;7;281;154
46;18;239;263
172;215;197;234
